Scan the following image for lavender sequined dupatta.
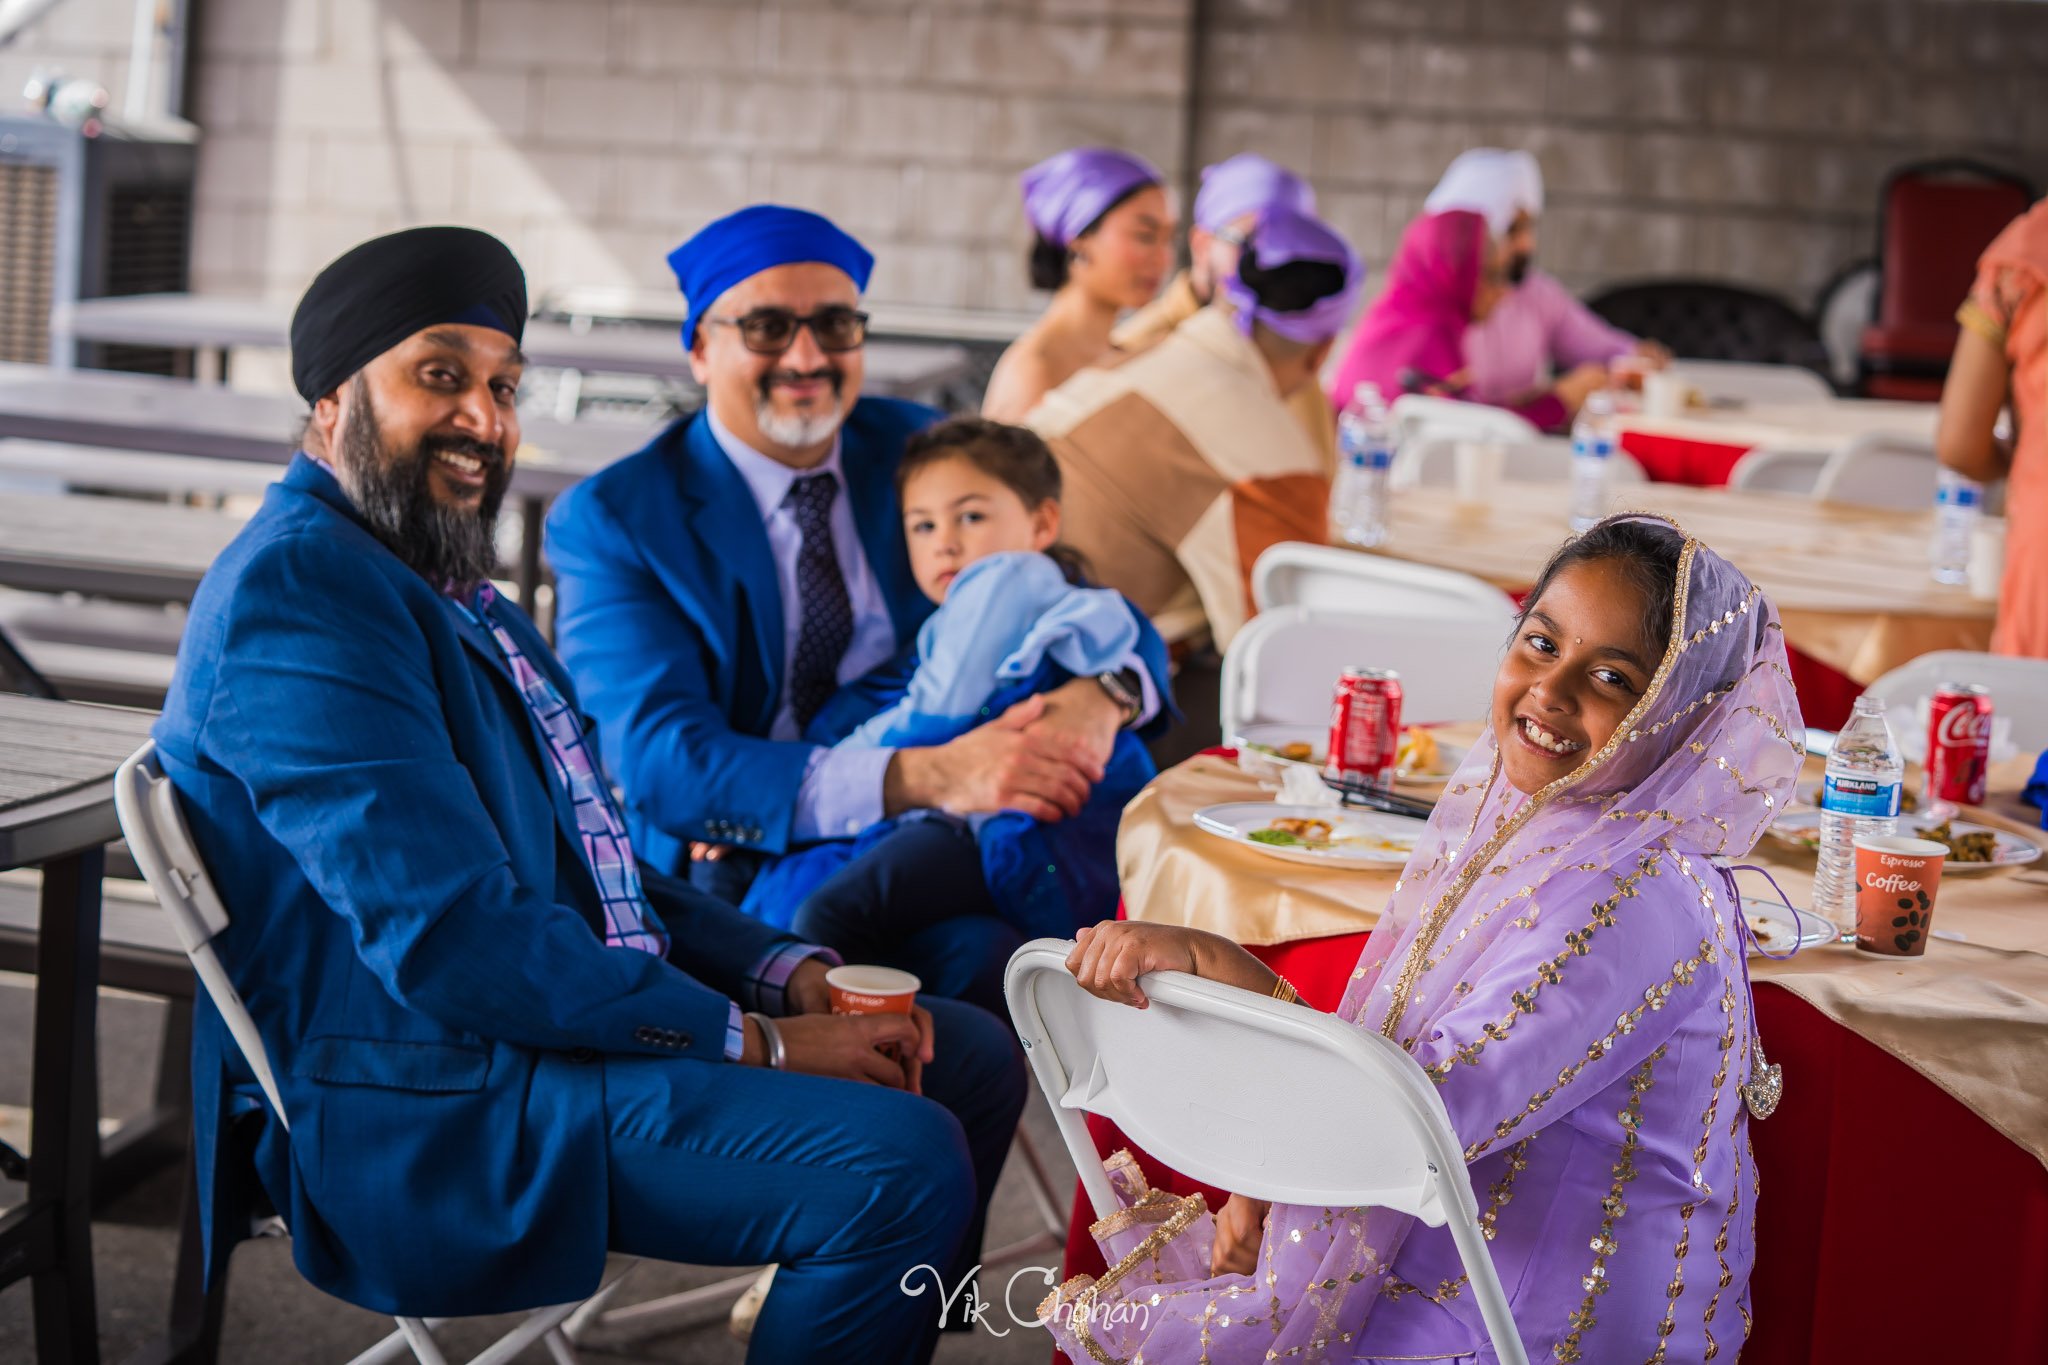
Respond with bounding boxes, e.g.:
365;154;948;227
1048;520;1806;1363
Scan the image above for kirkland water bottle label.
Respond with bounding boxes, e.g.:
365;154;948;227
1821;774;1902;817
1367;444;1394;470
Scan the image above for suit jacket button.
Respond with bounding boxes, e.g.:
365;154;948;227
675;1032;691;1049
633;1027;655;1043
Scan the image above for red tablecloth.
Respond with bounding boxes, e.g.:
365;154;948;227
1057;931;2048;1364
1620;428;1754;487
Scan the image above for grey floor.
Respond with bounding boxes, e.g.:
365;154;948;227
0;972;1078;1363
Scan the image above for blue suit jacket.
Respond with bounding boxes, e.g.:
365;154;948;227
154;456;796;1316
544;399;940;871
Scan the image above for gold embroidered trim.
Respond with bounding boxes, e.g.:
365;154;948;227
1553;1047;1665;1362
1057;1192;1210;1364
1088;1188;1187;1241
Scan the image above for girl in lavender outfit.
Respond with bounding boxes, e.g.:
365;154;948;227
1057;515;1801;1363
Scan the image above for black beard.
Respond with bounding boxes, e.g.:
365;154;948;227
1505;253;1533;285
335;383;508;591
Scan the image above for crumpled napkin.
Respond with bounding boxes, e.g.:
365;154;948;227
1277;764;1341;808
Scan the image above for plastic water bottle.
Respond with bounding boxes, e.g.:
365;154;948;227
1333;382;1394;548
1568;390;1617;532
1930;468;1981;585
1812;694;1905;927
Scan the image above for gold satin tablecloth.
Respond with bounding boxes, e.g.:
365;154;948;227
1120;740;2048;1166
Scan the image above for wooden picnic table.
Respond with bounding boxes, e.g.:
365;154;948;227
0;493;239;604
0;695;161;1365
1368;480;1995;684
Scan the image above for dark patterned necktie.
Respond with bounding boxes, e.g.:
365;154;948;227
784;473;854;729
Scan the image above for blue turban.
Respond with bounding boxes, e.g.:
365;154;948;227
667;205;875;349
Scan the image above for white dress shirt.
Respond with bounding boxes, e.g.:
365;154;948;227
708;408;899;839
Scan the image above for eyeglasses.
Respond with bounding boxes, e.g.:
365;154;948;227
707;306;869;355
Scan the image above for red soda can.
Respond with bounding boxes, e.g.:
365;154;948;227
1926;683;1993;807
1326;668;1404;792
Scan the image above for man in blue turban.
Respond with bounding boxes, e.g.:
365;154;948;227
547;206;1173;1016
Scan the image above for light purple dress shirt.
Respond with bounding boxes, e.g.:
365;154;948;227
1462;270;1636;407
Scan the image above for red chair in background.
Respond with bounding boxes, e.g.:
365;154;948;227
1859;159;2034;400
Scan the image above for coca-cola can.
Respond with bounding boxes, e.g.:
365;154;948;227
1326;668;1404;792
1926;683;1993;807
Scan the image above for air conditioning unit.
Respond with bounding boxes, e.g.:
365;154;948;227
0;113;196;372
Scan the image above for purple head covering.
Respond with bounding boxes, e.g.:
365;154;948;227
1019;147;1163;249
1193;153;1316;232
1218;205;1363;344
1047;518;1803;1363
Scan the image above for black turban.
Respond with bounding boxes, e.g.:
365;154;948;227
289;226;528;403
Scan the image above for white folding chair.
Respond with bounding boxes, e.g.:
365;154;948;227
1220;603;1510;736
114;742;627;1365
1727;445;1830;496
1005;941;1530;1365
1862;650;2048;751
1251;542;1516;617
1666;359;1835;406
1387;393;1541;452
1812;432;1938;511
1392;436;1645;491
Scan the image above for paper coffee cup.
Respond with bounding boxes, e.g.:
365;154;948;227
1643;371;1686;418
1968;517;2006;602
1453;440;1506;506
1852;836;1947;956
826;964;921;1015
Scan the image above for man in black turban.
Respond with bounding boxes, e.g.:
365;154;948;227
291;225;530;588
150;226;1025;1359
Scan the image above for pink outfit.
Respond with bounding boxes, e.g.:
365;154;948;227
1330;211;1568;431
1464;270;1638;408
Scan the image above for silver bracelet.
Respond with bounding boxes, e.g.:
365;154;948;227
744;1011;786;1070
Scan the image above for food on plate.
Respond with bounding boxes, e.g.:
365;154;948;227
1914;820;1998;864
1742;912;1783;949
1246;740;1318;764
1251;817;1334;845
1395;726;1440;776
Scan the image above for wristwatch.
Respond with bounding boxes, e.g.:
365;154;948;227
1094;668;1144;729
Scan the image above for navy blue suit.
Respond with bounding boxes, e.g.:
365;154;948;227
154;457;1024;1359
545;399;940;875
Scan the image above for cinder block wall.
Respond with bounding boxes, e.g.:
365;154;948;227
8;0;2048;314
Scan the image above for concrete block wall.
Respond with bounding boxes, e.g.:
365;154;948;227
6;0;2048;317
1202;0;2048;308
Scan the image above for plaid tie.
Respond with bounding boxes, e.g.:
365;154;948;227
784;473;853;729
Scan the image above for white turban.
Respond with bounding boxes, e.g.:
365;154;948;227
1422;149;1545;238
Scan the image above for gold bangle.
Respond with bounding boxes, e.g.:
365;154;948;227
1270;975;1299;1006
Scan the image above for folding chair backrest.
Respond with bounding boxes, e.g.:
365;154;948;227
1251;542;1515;619
1812;432;1937;511
1666;359;1835;405
1387;393;1540;453
1864;650;2048;751
1005;941;1530;1365
1728;446;1829;496
1221;603;1508;735
114;741;289;1130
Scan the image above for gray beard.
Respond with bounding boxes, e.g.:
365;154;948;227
334;383;506;591
754;399;845;449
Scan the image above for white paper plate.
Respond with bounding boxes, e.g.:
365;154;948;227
1193;801;1425;869
1740;896;1836;956
1765;809;2040;875
1233;723;1467;786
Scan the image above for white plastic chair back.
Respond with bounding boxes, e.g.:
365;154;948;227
1863;650;2048;751
1251;542;1514;618
1220;604;1509;735
1666;359;1834;406
1387;393;1540;453
1005;941;1529;1365
1812;432;1938;511
1727;446;1830;496
115;741;289;1129
114;741;612;1365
